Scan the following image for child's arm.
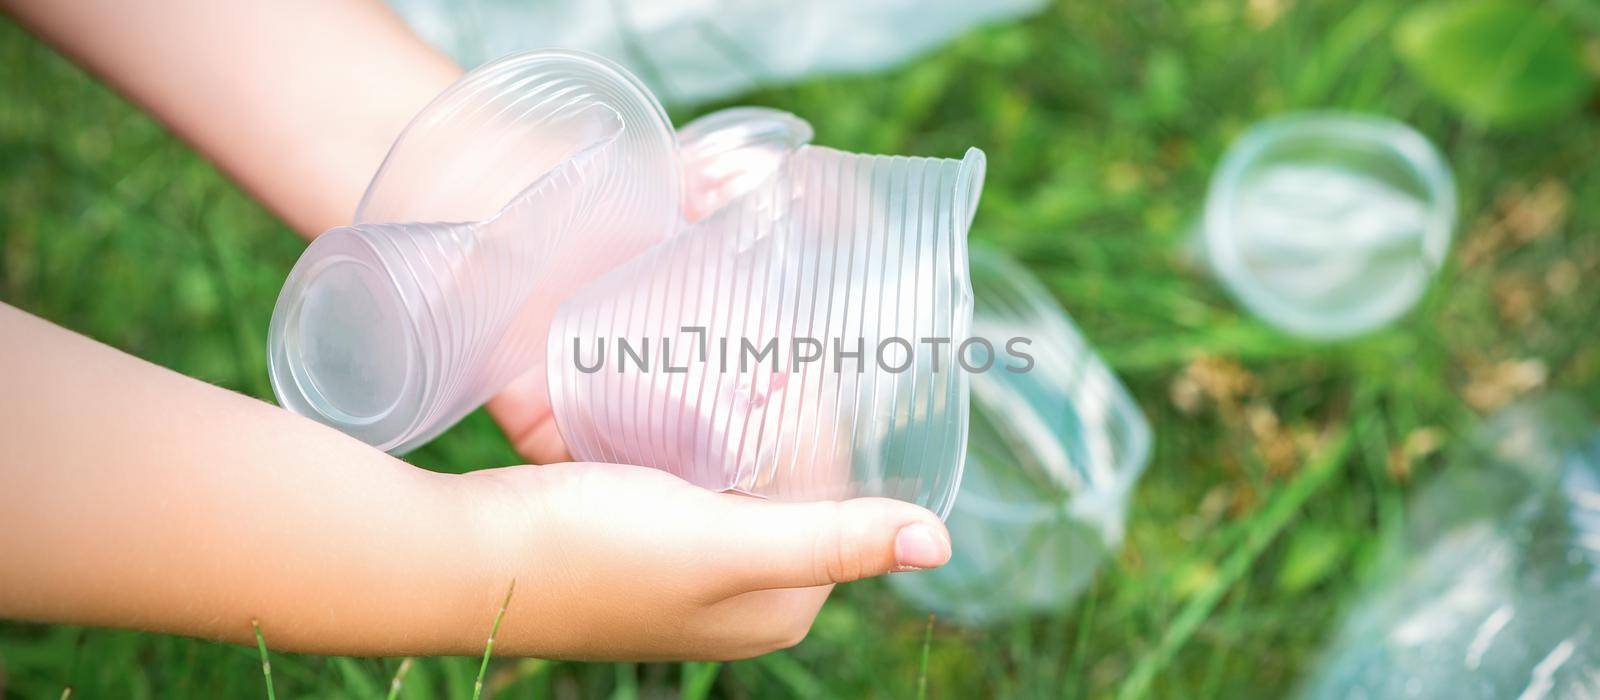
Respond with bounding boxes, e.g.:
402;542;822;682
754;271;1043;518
2;0;583;463
0;302;952;659
0;3;952;658
0;0;461;236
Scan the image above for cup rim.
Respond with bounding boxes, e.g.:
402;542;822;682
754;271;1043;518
355;48;681;227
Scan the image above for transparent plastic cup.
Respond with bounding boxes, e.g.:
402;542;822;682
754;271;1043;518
268;48;992;514
1300;397;1600;699
890;245;1151;621
269;49;685;452
545;145;988;517
1204;112;1457;339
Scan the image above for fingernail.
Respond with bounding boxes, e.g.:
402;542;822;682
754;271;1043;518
894;522;951;571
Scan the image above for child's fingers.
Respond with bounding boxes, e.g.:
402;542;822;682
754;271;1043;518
707;495;951;593
700;585;833;657
486;379;570;464
511;416;571;465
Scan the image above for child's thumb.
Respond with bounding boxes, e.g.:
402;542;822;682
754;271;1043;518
711;495;952;591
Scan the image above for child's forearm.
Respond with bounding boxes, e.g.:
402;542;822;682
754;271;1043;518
0;303;511;655
0;303;953;659
0;0;462;237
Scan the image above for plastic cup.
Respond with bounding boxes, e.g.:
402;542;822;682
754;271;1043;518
268;48;993;516
545;145;988;517
269;49;684;452
1204;112;1457;339
890;245;1151;620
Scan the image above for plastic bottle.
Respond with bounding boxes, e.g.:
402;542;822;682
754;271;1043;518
1300;397;1600;699
384;0;1047;105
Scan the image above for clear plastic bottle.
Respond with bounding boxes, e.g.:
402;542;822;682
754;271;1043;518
1300;397;1600;700
385;0;1047;105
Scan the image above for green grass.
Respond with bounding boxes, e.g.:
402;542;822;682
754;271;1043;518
2;1;1598;697
917;615;935;700
252;620;277;700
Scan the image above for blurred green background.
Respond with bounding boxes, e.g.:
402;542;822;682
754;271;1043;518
2;0;1598;697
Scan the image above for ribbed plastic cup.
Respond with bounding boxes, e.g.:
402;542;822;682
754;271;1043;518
267;47;994;515
546;145;987;517
1204;112;1457;339
890;245;1151;621
268;50;682;452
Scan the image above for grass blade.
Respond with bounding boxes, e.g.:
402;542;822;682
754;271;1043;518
332;657;382;698
387;658;414;700
472;580;517;700
916;614;935;700
680;662;721;700
755;652;825;698
251;619;277;700
610;663;639;700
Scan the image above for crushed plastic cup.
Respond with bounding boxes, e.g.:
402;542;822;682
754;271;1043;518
545;145;987;516
889;245;1151;618
268;49;991;513
1300;397;1600;700
1204;112;1457;339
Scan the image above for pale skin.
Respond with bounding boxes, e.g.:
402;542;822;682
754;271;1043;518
0;0;952;660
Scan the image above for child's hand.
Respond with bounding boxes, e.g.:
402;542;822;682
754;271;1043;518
461;461;951;660
487;372;573;463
